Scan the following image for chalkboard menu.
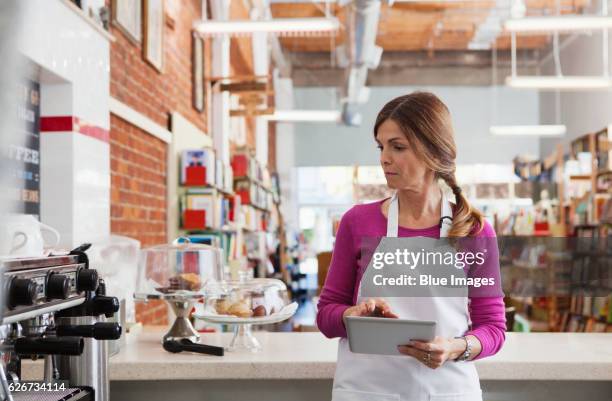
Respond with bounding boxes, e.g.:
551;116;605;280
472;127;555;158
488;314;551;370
3;80;41;217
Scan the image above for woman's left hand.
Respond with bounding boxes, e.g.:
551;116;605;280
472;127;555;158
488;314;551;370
397;336;464;369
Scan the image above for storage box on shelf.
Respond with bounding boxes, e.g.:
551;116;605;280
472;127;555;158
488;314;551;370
179;148;237;231
180;148;234;194
234;179;273;211
179;187;237;231
231;152;273;212
230;151;273;233
177;148;244;271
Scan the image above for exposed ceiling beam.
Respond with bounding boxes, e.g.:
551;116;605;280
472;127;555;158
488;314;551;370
289;50;540;86
292;65;539;86
289;49;540;68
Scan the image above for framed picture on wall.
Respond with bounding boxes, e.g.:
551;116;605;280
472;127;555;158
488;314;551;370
112;0;142;44
144;0;164;72
193;33;204;112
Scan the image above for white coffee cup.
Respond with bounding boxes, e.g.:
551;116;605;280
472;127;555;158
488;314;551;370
0;214;60;259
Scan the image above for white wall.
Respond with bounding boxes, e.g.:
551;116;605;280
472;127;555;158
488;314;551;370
274;76;299;229
539;0;612;156
18;0;111;248
293;86;541;167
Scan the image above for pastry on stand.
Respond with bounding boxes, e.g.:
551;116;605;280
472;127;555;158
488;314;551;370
134;237;223;345
194;278;298;352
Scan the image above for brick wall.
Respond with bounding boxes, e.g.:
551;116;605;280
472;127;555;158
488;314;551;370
110;115;167;247
107;0;255;325
109;0;209;132
109;115;169;325
108;0;207;325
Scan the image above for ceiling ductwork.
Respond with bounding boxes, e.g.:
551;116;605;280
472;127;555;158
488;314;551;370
337;0;385;126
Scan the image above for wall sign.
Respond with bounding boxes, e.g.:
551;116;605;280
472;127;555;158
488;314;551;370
2;79;41;217
112;0;142;44
144;0;164;72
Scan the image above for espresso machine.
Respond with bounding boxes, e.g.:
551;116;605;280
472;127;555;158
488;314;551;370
0;244;121;401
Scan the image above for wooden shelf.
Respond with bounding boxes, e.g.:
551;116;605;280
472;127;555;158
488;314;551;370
569;175;592;181
181;224;239;233
181;184;235;197
597;170;612;177
234;175;272;192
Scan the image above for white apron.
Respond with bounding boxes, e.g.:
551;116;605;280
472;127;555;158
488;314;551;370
332;191;482;401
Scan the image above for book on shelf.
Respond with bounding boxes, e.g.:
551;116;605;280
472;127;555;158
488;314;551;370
595;128;610;173
559;311;570;331
235;178;272;211
584;317;595;332
582;296;593;317
566;315;581;332
215;159;223;192
593;321;608;333
181;188;233;230
608;294;612;323
242;205;268;232
231;152;272;187
187;232;238;265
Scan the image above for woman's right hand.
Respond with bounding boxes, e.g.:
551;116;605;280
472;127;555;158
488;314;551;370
343;298;399;321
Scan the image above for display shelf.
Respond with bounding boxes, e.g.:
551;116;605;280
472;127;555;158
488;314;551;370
180;224;239;234
569;175;591;181
182;184;235;197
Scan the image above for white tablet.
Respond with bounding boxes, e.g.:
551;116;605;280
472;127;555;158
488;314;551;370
345;316;436;356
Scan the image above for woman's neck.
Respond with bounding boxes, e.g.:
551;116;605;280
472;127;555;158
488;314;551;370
396;180;441;224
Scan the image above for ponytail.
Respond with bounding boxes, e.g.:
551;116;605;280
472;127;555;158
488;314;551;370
440;174;484;237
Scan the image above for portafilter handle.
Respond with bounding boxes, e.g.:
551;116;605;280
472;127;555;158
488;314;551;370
56;323;122;340
91;296;120;318
14;337;84;356
163;339;224;356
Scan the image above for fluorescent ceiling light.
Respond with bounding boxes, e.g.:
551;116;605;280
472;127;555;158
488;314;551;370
505;16;612;33
263;110;340;122
506;76;612;90
490;125;567;136
194;18;339;37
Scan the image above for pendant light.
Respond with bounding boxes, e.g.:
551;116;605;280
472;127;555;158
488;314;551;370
505;0;611;90
489;44;566;137
193;18;339;38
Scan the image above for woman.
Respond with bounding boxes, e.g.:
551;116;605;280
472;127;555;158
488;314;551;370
317;92;506;401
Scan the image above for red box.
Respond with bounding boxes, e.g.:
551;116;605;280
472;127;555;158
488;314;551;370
236;189;250;205
231;154;248;178
183;210;207;230
185;166;207;186
534;222;550;236
228;197;235;222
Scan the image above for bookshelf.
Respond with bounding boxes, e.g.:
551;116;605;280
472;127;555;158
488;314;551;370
506;126;612;332
176;147;291;283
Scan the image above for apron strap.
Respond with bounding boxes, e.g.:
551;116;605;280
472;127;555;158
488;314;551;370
386;192;399;237
386;189;453;238
440;191;453;237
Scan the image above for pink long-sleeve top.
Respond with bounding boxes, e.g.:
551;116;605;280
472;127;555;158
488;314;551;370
316;199;506;360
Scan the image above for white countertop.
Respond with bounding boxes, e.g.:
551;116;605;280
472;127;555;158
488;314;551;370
22;328;612;381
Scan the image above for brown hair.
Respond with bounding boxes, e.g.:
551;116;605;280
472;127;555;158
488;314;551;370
374;91;484;237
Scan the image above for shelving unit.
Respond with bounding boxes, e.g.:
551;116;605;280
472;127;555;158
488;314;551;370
175;147;291;285
506;126;612;332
